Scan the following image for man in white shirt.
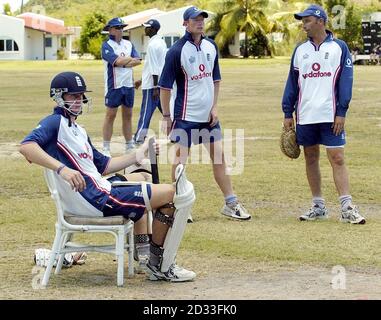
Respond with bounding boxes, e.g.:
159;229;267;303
134;19;167;145
282;4;365;224
101;17;141;156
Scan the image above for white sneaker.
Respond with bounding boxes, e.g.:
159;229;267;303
221;202;251;220
299;205;328;221
125;143;136;154
146;263;196;282
340;205;366;224
102;149;111;157
135;254;149;274
34;248;85;268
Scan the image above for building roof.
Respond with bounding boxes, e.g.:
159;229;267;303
17;12;72;35
121;8;165;30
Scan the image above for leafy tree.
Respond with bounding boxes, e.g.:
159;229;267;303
79;12;108;59
207;0;296;57
3;3;12;15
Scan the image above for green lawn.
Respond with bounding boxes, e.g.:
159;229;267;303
0;59;380;297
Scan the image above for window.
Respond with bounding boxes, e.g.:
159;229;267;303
163;36;181;48
60;37;66;48
0;38;19;52
164;36;171;48
6;39;12;51
45;37;52;47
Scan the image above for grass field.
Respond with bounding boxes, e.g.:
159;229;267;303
0;59;380;299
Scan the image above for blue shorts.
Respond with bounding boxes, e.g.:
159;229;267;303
296;123;346;147
105;87;134;108
102;175;151;222
170;120;222;148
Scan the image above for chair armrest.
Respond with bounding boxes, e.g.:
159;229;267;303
111;181;151;187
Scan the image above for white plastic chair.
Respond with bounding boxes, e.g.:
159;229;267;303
41;168;135;287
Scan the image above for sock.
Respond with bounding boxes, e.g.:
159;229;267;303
134;234;150;260
312;197;325;209
149;241;164;267
339;195;353;211
103;141;110;151
225;194;238;205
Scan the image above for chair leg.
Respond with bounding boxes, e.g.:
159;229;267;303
128;227;134;277
41;226;63;287
116;229;125;287
55;232;72;274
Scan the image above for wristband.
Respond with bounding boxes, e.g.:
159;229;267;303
163;114;170;118
56;164;66;175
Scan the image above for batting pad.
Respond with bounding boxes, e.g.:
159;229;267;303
161;164;196;272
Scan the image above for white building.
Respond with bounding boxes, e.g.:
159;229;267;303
0;12;72;60
121;6;241;58
0;14;25;60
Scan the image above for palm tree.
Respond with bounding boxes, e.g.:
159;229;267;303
206;0;300;57
206;0;270;57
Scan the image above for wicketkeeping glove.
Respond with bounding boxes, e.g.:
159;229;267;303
280;127;301;159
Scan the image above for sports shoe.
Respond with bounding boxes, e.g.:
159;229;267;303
34;249;86;268
340;205;366;224
102;149;111;157
125;142;136;154
135;255;149;274
221;202;251;220
299;204;328;221
146;262;196;282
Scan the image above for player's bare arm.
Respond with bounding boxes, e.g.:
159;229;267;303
209;81;220;126
19;142;86;192
103;138;157;175
160;88;172;135
332;116;345;136
283;117;295;131
114;55;133;66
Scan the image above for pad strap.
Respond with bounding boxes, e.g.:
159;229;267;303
160;202;175;209
154;210;174;227
141;182;152;212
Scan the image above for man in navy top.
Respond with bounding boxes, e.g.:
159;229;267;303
159;6;251;221
282;4;365;224
20;71;197;281
101;17;141;156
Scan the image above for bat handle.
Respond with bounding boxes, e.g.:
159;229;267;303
148;137;159;184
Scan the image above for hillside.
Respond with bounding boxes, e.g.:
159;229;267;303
21;0;192;26
20;0;381;27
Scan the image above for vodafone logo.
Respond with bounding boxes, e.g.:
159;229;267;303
312;63;320;71
191;64;212;81
302;62;331;79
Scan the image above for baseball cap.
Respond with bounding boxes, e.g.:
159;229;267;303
142;19;161;31
104;17;128;31
183;6;208;20
294;4;328;22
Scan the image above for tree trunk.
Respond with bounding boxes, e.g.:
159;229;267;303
244;31;249;58
243;0;249;58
